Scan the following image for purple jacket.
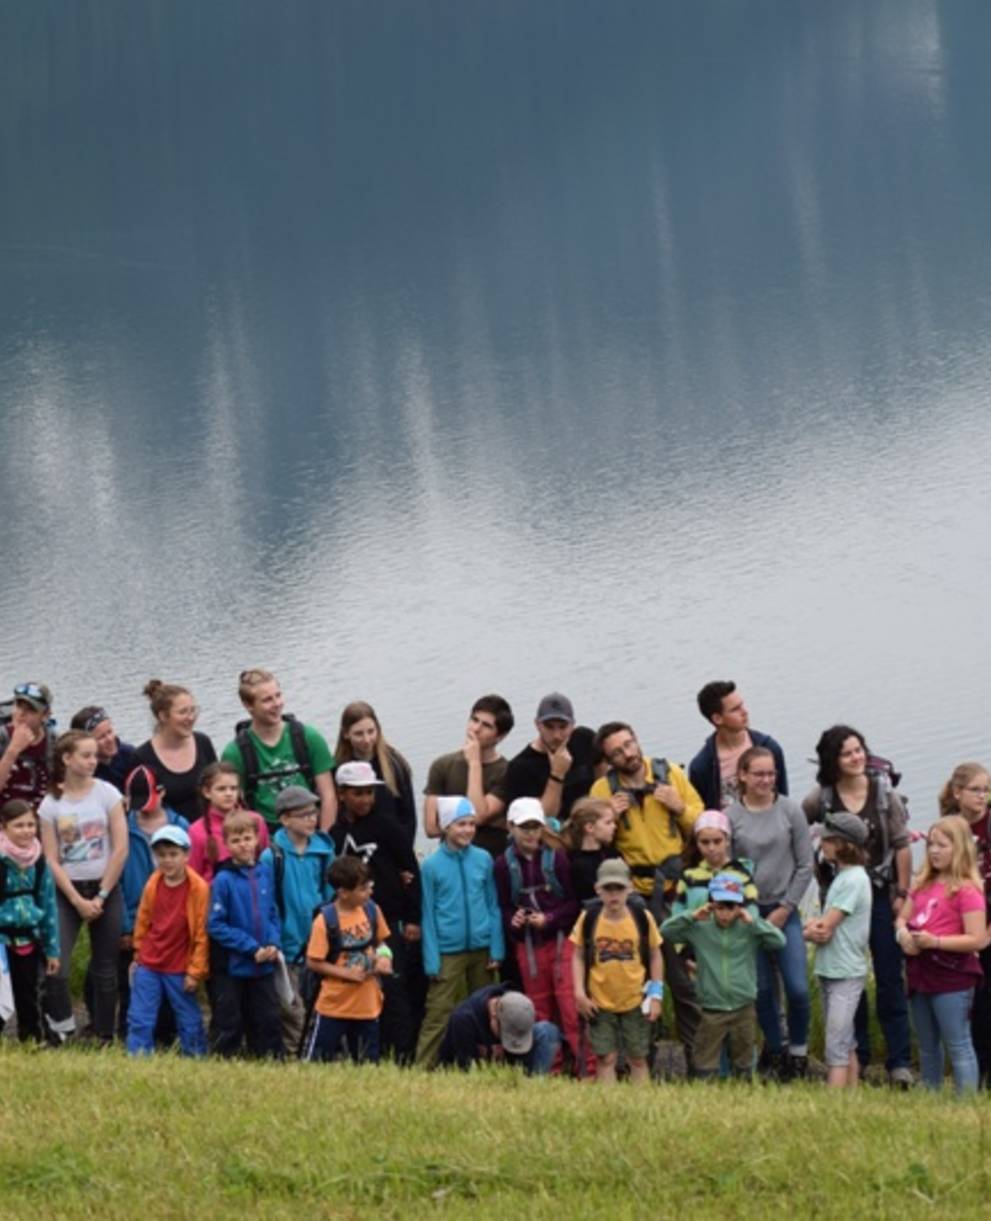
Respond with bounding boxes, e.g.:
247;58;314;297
494;845;579;945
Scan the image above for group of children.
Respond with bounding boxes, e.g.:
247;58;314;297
1;727;988;1092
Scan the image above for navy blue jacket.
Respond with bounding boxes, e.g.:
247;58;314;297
688;729;788;811
208;858;282;977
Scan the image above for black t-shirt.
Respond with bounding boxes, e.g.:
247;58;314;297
133;732;216;822
499;727;595;822
331;807;421;925
568;847;619;904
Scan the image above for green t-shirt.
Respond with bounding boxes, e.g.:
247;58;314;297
221;722;334;827
815;865;872;980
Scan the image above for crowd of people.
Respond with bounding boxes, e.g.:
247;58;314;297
0;672;988;1092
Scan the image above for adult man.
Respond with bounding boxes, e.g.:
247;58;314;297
422;694;514;856
71;705;138;790
689;681;788;811
489;693;595;826
221;668;337;831
437;984;559;1074
589;721;703;1067
0;682;55;807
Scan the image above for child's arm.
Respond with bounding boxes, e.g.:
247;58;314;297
483;856;505;968
660;909;697;943
645;935;665;1022
39;860;60;969
186;879;210;988
570;921;597;1018
803;908;846;945
372;908;393;975
747;911;787;950
132;878;156;959
207;875;261;956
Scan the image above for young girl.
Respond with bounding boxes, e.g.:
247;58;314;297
896;815;987;1093
564;798;617;904
38;730;128;1043
187;762;268;883
0;799;59;1040
802;813;872;1088
938;762;991;1086
673;810;757;915
334;702;417;847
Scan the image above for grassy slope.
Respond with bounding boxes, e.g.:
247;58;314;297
1;1049;989;1220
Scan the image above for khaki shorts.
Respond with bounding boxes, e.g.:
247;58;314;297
587;1006;651;1060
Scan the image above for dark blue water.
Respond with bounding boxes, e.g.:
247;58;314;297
1;1;989;824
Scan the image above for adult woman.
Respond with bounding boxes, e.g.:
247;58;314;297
938;762;991;1085
895;816;986;1093
133;680;216;823
39;731;128;1043
728;746;813;1078
802;724;913;1087
334;702;416;845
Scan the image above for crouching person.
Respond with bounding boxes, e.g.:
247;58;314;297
126;826;208;1056
438;985;559;1075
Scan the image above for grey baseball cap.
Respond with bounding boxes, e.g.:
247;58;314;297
536;693;574;723
498;991;536;1055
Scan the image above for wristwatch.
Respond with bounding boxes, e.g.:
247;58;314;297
97;889;110;902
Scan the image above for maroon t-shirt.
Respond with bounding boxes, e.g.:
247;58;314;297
971;810;991;905
0;731;50;808
138;878;191;974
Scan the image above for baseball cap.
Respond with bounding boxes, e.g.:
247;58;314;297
150;825;191;851
536;693;574;724
125;765;162;814
274;785;322;814
821;811;868;846
596;858;632;888
334;762;384;789
498;991;535;1055
507;797;546;827
709;874;745;904
13;682;52;712
438;796;475;831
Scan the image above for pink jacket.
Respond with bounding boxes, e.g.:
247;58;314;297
187;806;270;883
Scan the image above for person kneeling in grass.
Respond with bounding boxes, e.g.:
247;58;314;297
662;874;785;1079
803;812;872;1088
570;858;663;1084
438;985;559;1074
126;825;208;1056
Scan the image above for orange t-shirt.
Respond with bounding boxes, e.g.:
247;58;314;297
306;902;391;1020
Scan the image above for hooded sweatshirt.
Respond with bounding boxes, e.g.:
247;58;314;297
260;827;335;963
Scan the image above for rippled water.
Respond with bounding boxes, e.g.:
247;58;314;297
1;1;989;826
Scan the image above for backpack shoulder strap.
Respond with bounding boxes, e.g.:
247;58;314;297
286;715;315;788
650;757;670;786
235;725;260;808
270;844;285;916
504;842;522;905
320;901;341;962
628;899;652;978
364;900;381;947
540;846;564;898
582;900;603;991
32;854;47;905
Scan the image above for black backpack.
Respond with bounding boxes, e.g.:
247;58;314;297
234;714;315;809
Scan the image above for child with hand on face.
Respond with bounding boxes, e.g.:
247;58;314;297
206;810;284;1059
662;874;785;1079
126;825;208;1056
495;798;580;1071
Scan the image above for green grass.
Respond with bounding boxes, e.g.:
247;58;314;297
1;1048;989;1219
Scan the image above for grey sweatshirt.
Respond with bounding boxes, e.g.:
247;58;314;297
727;797;814;910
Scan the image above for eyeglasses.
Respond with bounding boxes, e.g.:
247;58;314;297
746;770;777;779
287;809;319;819
963;786;991;796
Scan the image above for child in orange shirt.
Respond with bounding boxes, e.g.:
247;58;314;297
126;825;209;1056
303;855;392;1063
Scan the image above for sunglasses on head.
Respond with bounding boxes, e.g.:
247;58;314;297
14;683;46;703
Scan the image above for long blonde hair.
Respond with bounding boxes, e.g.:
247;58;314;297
912;815;983;897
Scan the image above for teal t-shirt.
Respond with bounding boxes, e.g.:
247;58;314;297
221;722;334;827
815;865;872;980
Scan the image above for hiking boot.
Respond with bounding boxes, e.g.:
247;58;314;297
787;1053;808;1081
759;1051;788;1082
888;1066;914;1090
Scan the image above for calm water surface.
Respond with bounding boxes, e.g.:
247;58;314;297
1;1;989;827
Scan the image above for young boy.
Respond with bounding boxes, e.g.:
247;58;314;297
332;761;423;1063
207;810;284;1058
494;797;580;1070
661;874;786;1078
126;825;208;1056
570;858;664;1084
303;855;392;1063
261;784;335;1055
415;797;505;1068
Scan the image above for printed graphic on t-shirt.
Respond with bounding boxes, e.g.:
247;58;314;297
719;775;740;810
338;916;376;972
596;936;637;965
57;816;106;864
340;832;378;865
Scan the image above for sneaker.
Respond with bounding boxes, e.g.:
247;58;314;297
889;1066;914;1089
787;1053;809;1081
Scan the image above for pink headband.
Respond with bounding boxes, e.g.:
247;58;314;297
694;810;731;838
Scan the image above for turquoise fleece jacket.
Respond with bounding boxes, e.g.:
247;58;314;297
420;841;504;976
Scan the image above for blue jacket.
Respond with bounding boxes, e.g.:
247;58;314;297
688;729;788;811
420;841;505;977
207;858;282;977
259;828;335;964
121;807;189;935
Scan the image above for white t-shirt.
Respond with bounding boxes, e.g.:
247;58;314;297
39;779;122;882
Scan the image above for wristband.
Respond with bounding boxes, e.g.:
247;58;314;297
643;981;664;1001
97;889;110;902
377;945;394;959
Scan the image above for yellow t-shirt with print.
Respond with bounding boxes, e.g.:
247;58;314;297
570;906;662;1013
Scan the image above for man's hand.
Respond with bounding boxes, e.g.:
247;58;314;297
462;732;481;768
653;783;684;814
609;792;631;818
5;721;37;758
548;744;572;780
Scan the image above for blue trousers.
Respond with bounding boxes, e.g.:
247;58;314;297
515;1019;561;1076
305;1015;381;1063
756;907;810;1053
854;889;910;1070
126;966;206;1057
910;988;979;1094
